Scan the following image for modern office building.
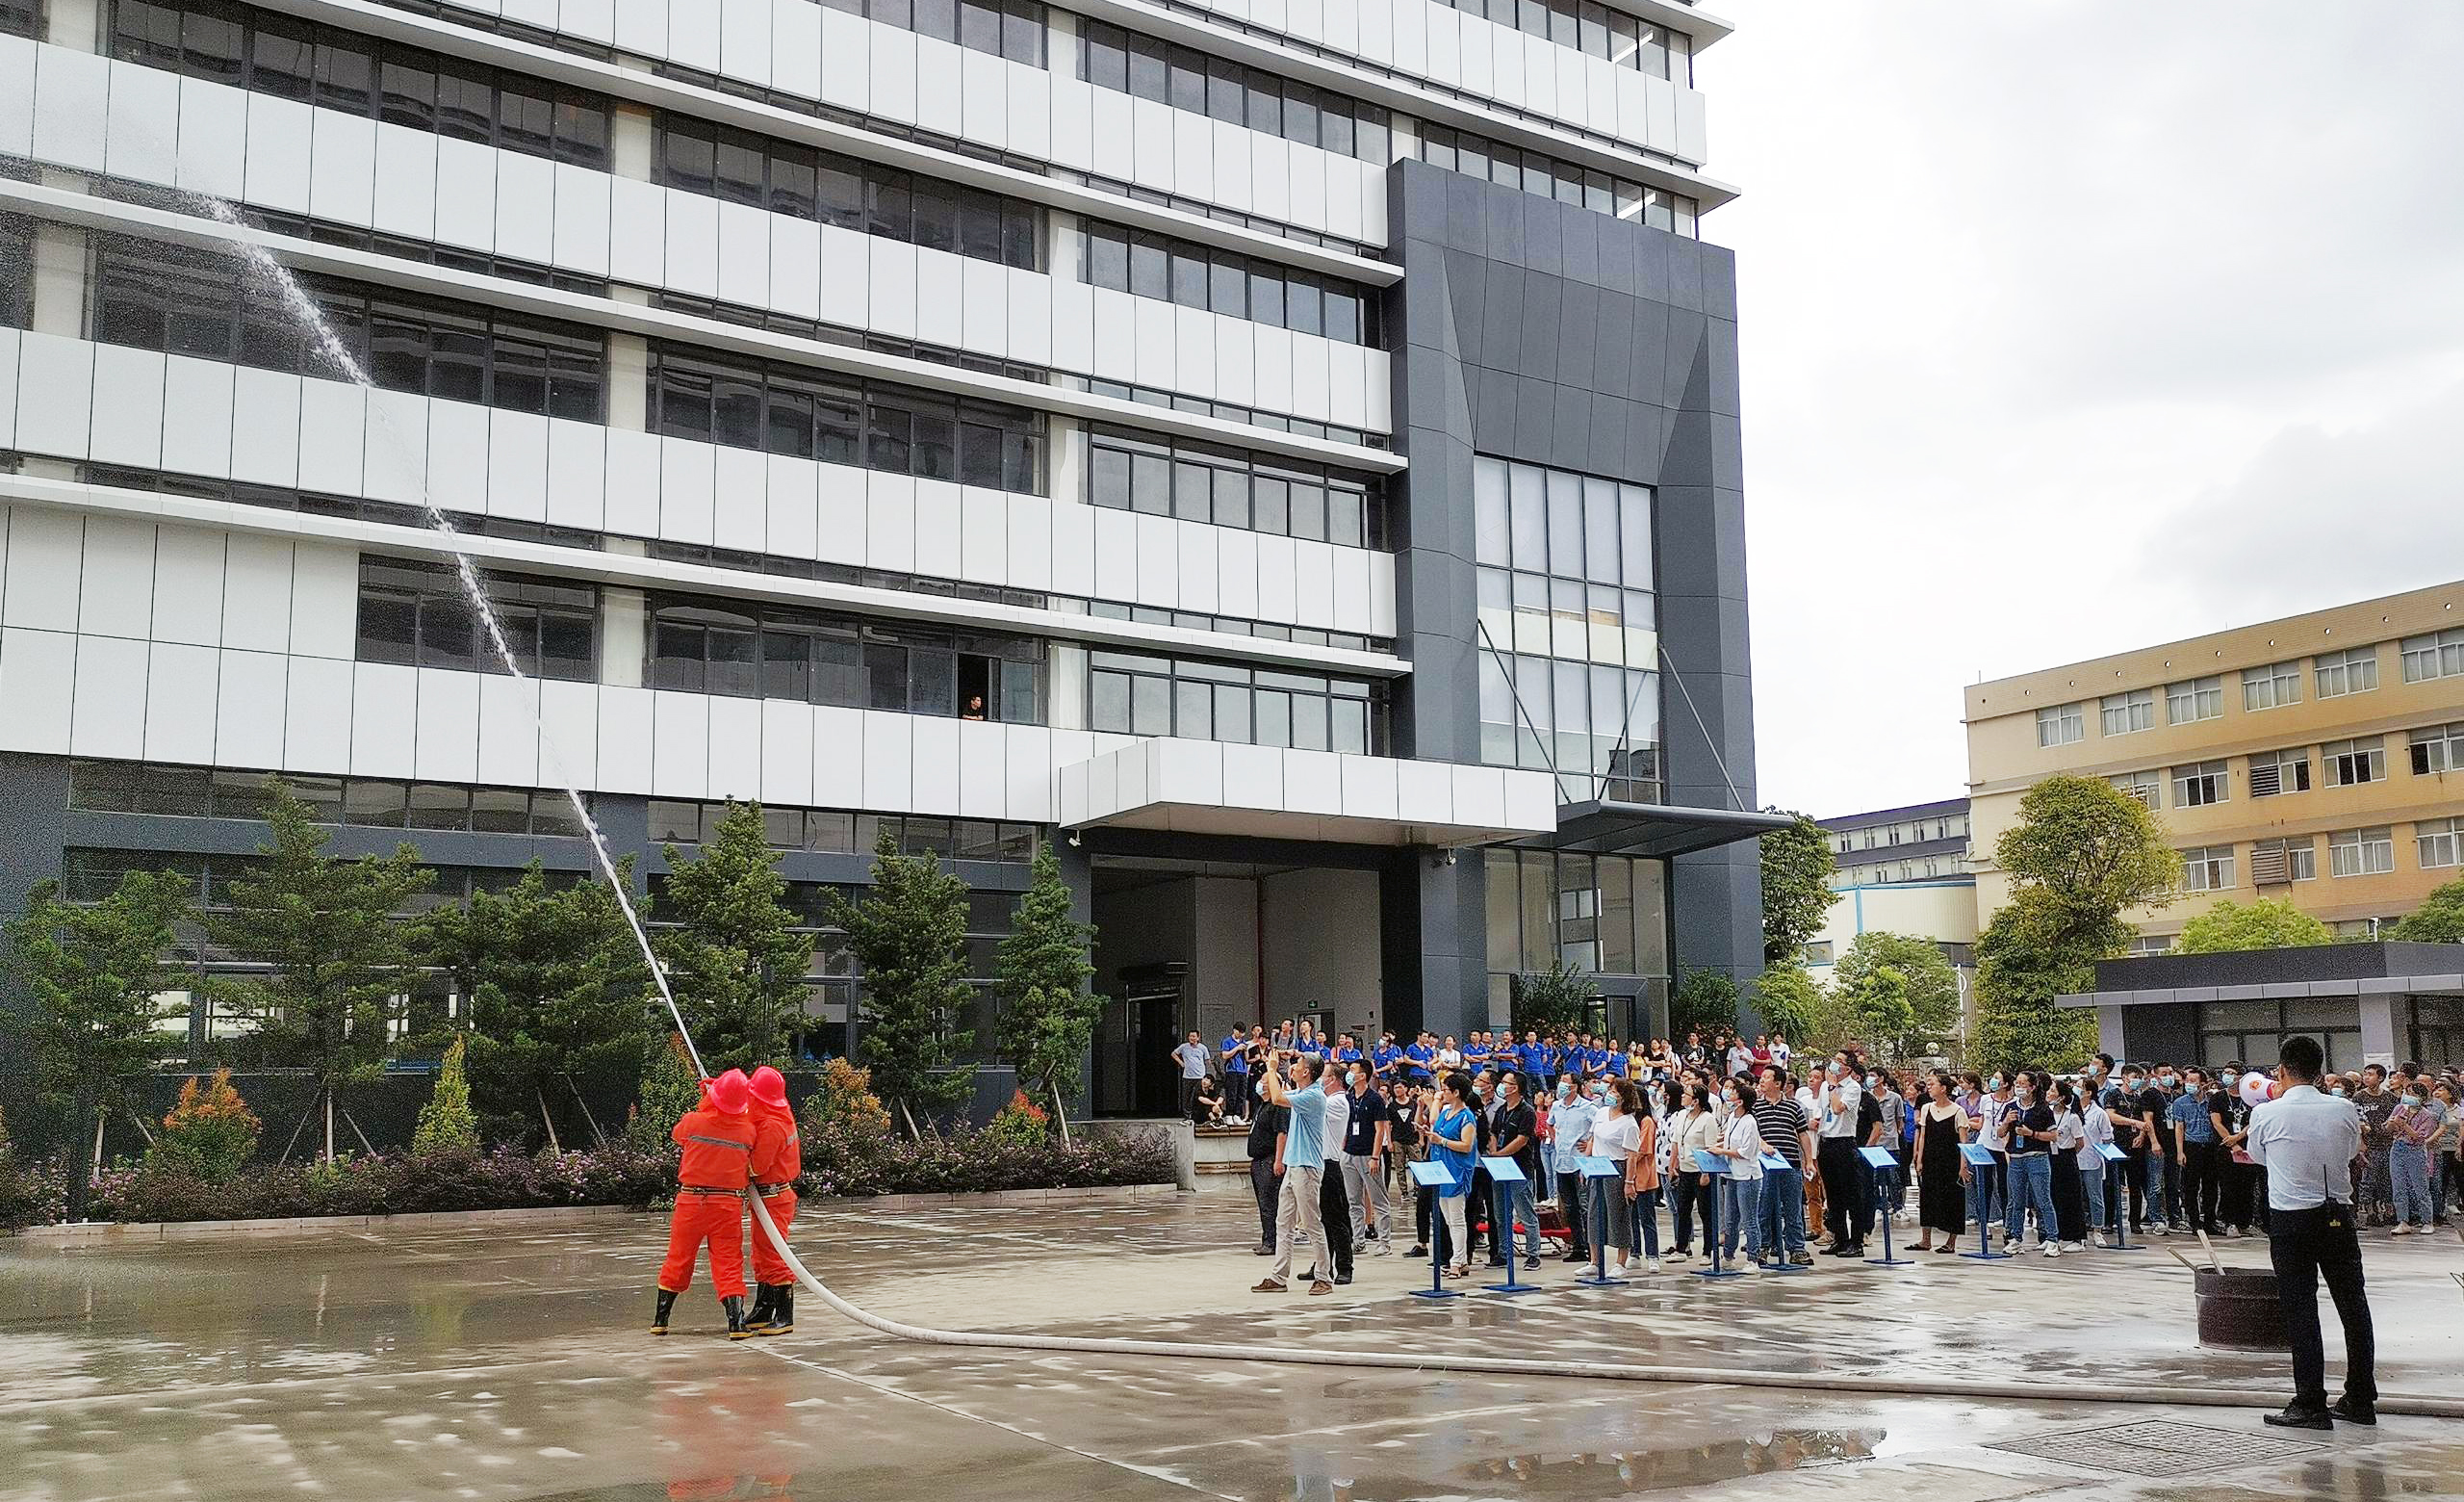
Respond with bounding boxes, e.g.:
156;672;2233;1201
0;0;1771;1117
1965;581;2464;953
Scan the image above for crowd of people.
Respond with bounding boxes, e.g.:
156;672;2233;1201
1200;1022;2464;1293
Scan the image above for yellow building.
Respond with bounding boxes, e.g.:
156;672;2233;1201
1965;581;2464;947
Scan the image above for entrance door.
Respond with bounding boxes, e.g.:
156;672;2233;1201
1092;993;1187;1118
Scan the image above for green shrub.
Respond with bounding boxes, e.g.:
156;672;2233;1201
147;1069;262;1181
986;1090;1048;1148
412;1037;482;1157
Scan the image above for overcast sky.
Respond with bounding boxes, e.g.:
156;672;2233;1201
1697;3;2464;819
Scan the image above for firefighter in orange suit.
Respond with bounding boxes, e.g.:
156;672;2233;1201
744;1065;802;1335
653;1066;757;1337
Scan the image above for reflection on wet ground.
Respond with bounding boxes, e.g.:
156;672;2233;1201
2;1196;2457;1501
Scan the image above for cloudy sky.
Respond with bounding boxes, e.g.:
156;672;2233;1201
1698;3;2464;819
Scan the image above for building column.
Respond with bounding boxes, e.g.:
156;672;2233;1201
2097;1003;2128;1062
2358;993;2400;1066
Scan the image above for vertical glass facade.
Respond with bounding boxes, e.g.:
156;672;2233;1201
1483;849;1669;1023
1471;456;1660;802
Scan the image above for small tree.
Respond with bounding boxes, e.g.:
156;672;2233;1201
2392;876;2464;944
2177;897;2333;954
152;1069;263;1180
1670;969;1741;1038
655;802;815;1070
992;844;1105;1130
1512;962;1599;1036
1751;965;1824;1050
422;862;654;1149
1974;893;2099;1075
412;1037;481;1157
6;871;192;1220
1759;811;1838;966
208;785;432;1161
1833;931;1963;1060
1973;777;2177;1076
831;830;977;1127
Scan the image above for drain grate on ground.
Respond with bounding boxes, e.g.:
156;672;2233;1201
1989;1419;2326;1478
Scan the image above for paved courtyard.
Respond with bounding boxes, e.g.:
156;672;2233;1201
3;1194;2460;1502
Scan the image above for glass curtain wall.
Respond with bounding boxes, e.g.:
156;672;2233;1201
1471;456;1660;802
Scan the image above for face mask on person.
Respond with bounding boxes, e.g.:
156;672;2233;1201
2123;1076;2142;1091
2330;1086;2348;1098
2401;1092;2423;1106
2162;1075;2178;1089
1557;1080;1574;1100
1825;1062;1842;1078
1989;1075;2005;1092
2221;1072;2239;1087
1865;1075;1880;1090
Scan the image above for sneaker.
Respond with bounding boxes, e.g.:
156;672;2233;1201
1642;1256;1661;1272
2042;1243;2062;1258
1788;1252;1815;1266
2151;1222;2172;1236
1373;1239;1394;1256
2092;1232;2110;1249
2392;1225;2414;1236
1524;1255;1541;1270
1333;1272;1352;1285
1664;1250;1690;1264
1254;1244;1275;1256
2064;1241;2086;1252
1404;1245;1428;1258
1252;1278;1288;1293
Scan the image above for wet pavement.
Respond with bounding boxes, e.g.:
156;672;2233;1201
3;1197;2459;1501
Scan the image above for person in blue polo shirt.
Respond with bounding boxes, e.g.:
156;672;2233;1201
1518;1032;1549;1088
1334;1035;1362;1071
1220;1028;1253;1125
1372;1033;1402;1085
1404;1034;1435;1085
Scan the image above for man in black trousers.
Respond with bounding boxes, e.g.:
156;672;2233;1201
2246;1034;2376;1431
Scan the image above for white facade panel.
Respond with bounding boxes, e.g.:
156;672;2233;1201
487;410;552;524
281;653;353;772
296;379;370;498
865;473;917;574
706;694;762;800
286;542;361;661
4;509;83;633
759;698;815;807
658;435;718;546
349;661;420;777
772;0;823;101
228;366;303;486
425;399;491;515
215;649;289;769
309;109;379;229
861;709;913;810
14;332;94;463
712;444;770;553
431;135;500;254
0;39;39;163
810;703;864;806
77;516;157;642
414;668;484;785
664;191;722;299
69;634;150;759
476;672;543;788
652;690;712;798
372;123;440;241
911;479;962;581
909;715;962;815
716;198;773;309
959;487;1006;586
547;418;609;531
33;44;112;173
765;453;822;561
552;162;615;278
220;533;295;654
0;627;77;754
151;526;227;648
86;344;166;472
103;55;181;187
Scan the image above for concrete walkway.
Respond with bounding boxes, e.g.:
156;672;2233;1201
3;1196;2458;1501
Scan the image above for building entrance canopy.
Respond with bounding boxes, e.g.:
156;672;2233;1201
1059;742;1785;856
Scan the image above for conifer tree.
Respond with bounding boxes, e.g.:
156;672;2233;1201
993;844;1105;1126
654;802;814;1071
831;829;976;1126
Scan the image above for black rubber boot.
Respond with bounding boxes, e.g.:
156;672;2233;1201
754;1284;792;1336
724;1295;752;1339
743;1284;777;1332
650;1289;679;1335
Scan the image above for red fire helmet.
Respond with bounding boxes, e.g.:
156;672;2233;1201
750;1065;789;1110
708;1068;752;1115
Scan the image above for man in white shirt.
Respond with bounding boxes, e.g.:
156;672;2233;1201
2246;1034;2375;1431
1815;1052;1869;1256
1318;1080;1354;1285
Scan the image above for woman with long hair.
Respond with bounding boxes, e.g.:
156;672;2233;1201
1912;1071;1968;1254
1428;1072;1479;1279
1709;1075;1766;1265
1664;1080;1720;1262
1583;1075;1644;1276
2048;1076;2090;1250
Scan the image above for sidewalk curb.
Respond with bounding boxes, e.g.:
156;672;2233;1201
13;1182;1186;1241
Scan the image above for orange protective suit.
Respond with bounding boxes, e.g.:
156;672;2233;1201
749;1097;802;1286
659;1092;756;1299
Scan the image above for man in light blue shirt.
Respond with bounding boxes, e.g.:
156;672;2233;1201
1255;1055;1333;1294
1549;1076;1599;1262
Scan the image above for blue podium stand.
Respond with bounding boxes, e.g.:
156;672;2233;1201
2094;1142;2144;1251
1690;1151;1744;1280
1859;1145;1912;1266
1575;1156;1628;1286
1406;1160;1465;1300
1958;1142;2010;1259
1480;1157;1543;1295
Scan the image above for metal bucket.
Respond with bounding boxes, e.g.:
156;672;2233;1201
2194;1266;2291;1350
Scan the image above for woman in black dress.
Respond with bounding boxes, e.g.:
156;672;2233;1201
2048;1077;2089;1249
1913;1071;1968;1253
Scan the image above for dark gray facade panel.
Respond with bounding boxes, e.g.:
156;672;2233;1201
1388;161;1761;1005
